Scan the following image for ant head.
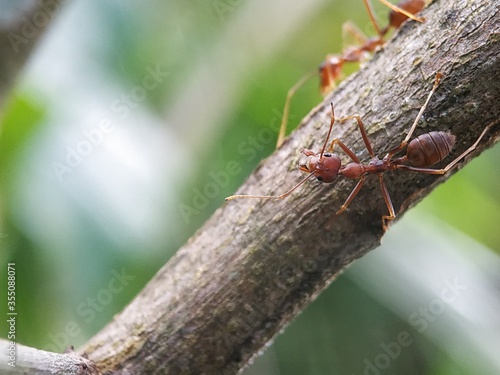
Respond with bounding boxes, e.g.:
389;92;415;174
300;150;341;183
318;55;343;95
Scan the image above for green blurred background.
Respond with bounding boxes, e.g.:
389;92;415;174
0;1;499;374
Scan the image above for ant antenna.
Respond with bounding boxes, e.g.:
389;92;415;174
225;173;315;201
320;103;336;158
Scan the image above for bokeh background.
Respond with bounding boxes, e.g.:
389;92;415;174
0;1;499;374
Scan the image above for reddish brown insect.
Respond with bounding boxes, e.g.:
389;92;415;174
277;0;426;148
226;73;490;231
319;0;425;95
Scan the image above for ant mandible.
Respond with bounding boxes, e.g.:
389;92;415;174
226;73;490;231
277;0;426;148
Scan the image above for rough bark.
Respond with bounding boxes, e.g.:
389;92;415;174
77;0;500;373
0;0;64;108
6;0;500;373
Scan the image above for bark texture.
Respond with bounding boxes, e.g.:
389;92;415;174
79;0;500;373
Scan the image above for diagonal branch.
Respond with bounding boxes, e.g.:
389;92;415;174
44;0;500;373
0;340;99;375
0;0;65;109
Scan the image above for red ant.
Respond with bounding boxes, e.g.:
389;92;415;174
277;0;426;148
226;73;490;231
319;0;425;95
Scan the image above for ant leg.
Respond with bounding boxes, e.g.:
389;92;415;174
340;22;377;64
397;125;491;174
363;0;384;37
342;21;369;47
322;105;367;162
276;70;316;148
378;174;396;231
327;139;361;163
336;167;396;230
403;72;442;144
337;114;375;157
386;72;442;158
336;176;366;215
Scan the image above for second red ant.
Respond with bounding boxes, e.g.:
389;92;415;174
226;73;490;231
277;0;427;148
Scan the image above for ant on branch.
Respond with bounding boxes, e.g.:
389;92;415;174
277;0;427;148
226;73;490;231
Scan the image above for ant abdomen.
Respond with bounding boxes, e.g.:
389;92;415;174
387;0;426;30
407;131;456;167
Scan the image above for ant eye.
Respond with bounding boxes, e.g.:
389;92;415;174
316;176;324;181
324;153;332;157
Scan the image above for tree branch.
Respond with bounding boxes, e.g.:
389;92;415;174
72;0;497;373
0;0;64;108
0;340;99;375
